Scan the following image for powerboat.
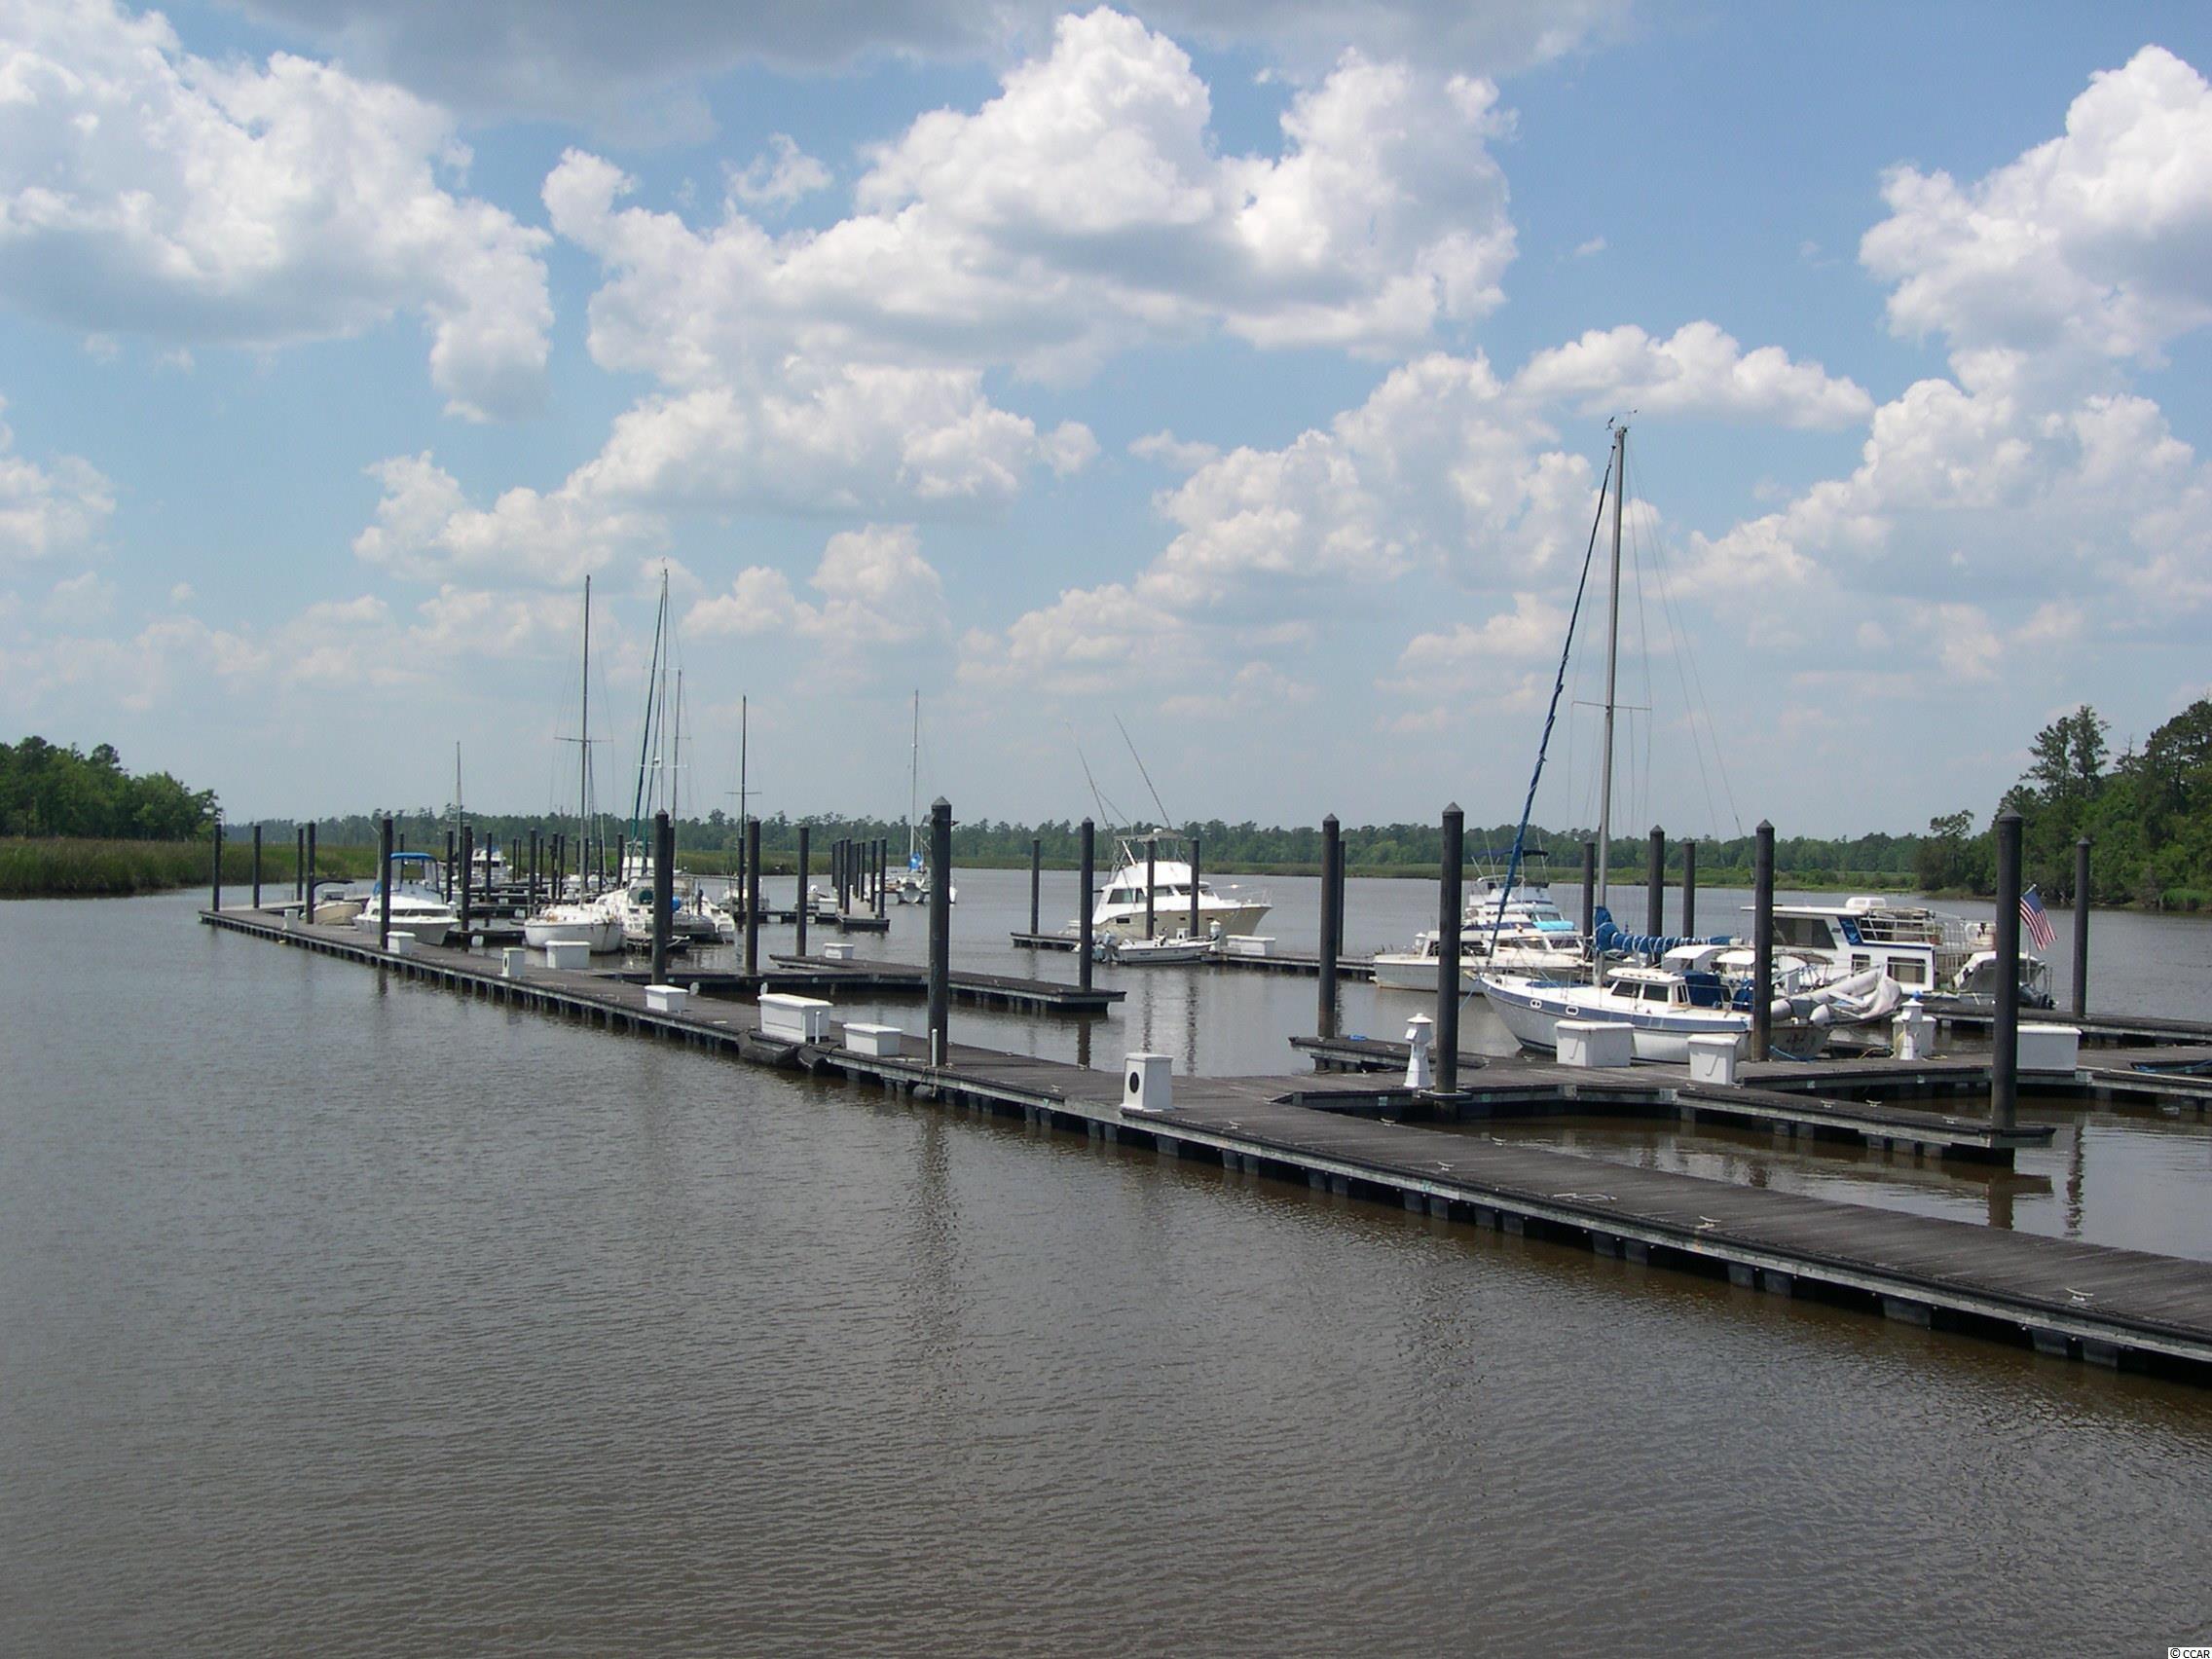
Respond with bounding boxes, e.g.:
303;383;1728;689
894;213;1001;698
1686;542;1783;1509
1092;830;1269;940
352;852;461;946
522;895;624;954
1375;872;1586;990
1759;896;2051;1004
1096;930;1214;966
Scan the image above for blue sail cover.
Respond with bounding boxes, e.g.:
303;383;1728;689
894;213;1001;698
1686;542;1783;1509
1591;905;1732;960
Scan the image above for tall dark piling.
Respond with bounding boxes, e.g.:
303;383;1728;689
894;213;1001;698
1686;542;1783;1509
1029;837;1042;936
1190;835;1201;938
1437;804;1464;1094
1144;837;1158;940
1681;839;1698;938
1993;810;2023;1134
251;824;263;909
928;798;951;1065
1079;818;1095;992
650;810;673;983
211;816;223;911
1318;814;1341;1041
874;838;887;917
744;816;761;977
459;826;473;937
1751;821;1774;1062
1580;837;1596;941
528;830;539;911
615;835;626;890
307;823;318;913
835;838;848;913
2070;835;2087;1021
295;828;305;902
794;825;811;956
444;830;455;903
378;815;394;951
1646;826;1665;936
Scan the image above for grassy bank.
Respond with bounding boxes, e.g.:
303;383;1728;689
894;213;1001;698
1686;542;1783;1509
0;838;378;898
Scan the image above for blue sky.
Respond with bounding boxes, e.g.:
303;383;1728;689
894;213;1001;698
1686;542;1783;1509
3;0;2210;838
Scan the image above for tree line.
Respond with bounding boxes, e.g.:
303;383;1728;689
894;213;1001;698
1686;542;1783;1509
1917;697;2212;907
0;737;213;840
12;695;2209;907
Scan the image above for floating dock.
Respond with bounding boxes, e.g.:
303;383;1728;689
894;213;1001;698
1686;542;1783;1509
203;904;2212;1381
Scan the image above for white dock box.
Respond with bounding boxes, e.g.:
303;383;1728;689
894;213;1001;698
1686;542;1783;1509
1122;1051;1173;1114
1557;1020;1634;1069
1685;1032;1744;1085
1220;935;1273;959
822;940;857;962
645;983;687;1014
387;931;418;958
759;991;831;1043
542;940;590;971
1893;1001;1935;1061
844;1021;905;1057
2018;1022;2081;1075
500;946;528;978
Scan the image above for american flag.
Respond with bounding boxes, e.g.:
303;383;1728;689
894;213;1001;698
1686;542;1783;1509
2020;885;2055;952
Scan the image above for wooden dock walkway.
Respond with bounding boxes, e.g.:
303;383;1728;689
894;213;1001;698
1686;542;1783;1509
1292;1035;2055;1160
1009;931;1379;980
768;953;1122;1013
202;904;2212;1379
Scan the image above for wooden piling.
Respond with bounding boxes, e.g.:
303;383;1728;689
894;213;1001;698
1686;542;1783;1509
928;798;951;1064
251;824;263;909
378;814;393;951
211;816;223;911
1994;809;2022;1133
307;823;318;914
795;825;811;957
295;827;305;902
1030;837;1042;937
444;830;455;903
1437;804;1463;1094
874;837;887;917
650;809;672;984
1681;838;1698;938
1752;821;1775;1062
744;816;761;977
2070;835;2087;1021
459;825;473;937
1580;837;1596;940
1646;826;1665;936
1145;836;1157;940
1079;818;1095;992
1190;834;1201;939
1318;814;1341;1041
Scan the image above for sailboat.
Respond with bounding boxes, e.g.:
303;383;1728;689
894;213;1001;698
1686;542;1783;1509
1473;424;1895;1060
525;576;624;954
889;689;955;904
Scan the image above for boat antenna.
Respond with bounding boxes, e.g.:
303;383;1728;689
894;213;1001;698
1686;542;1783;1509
1068;725;1121;830
1113;714;1173;830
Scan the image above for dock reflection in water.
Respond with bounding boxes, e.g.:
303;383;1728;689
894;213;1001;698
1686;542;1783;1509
5;886;2212;1654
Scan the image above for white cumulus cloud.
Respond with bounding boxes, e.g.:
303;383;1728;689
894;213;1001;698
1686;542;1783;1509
0;0;553;420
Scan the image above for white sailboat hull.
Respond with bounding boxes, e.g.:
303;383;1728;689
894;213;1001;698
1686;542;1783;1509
523;912;623;954
1479;976;1829;1064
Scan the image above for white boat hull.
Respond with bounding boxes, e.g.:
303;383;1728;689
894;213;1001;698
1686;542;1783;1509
523;914;623;954
1096;900;1269;940
1479;977;1828;1063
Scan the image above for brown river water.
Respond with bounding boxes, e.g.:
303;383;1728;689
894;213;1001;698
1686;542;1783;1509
3;876;2208;1653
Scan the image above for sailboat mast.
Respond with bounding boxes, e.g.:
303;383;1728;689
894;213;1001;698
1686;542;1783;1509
738;694;748;825
1597;423;1626;916
907;688;919;864
583;574;592;884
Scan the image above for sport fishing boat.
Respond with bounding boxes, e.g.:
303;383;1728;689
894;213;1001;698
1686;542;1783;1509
352;851;461;946
1092;830;1270;940
1374;867;1585;990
